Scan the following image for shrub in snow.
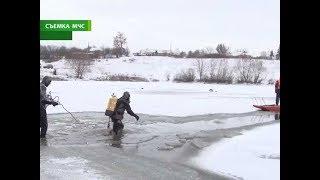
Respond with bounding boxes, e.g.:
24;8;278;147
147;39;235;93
40;75;65;81
129;58;136;63
234;59;266;84
43;64;54;69
194;59;207;81
268;78;275;85
50;76;66;81
173;68;196;82
66;59;93;79
202;59;234;84
65;73;74;79
252;61;267;84
96;73;149;82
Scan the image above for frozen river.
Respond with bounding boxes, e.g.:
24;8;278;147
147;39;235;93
41;111;279;179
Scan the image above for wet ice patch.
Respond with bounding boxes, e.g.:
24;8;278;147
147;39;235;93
165;140;184;148
190;139;211;149
135;114;274;137
41;157;108;180
157;145;175;151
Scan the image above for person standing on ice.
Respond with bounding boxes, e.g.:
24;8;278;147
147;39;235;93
111;91;139;135
275;79;280;105
40;76;58;138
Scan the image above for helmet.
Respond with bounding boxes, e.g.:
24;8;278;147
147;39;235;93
123;91;130;100
42;76;52;87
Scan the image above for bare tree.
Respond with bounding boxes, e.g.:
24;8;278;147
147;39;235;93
113;32;127;58
260;51;268;59
252;60;266;83
124;47;130;57
235;58;253;83
216;44;230;57
66;53;93;79
205;47;215;54
276;45;280;60
195;59;207;81
193;50;200;58
235;59;266;84
179;51;187;58
215;60;234;83
209;60;218;78
173;68;196;82
40;45;50;60
40;45;60;62
203;59;234;83
187;51;193;58
269;50;274;60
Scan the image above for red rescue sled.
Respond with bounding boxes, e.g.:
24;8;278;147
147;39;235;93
253;104;280;112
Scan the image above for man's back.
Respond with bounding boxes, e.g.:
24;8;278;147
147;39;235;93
112;95;137;120
40;82;50;109
275;80;280;90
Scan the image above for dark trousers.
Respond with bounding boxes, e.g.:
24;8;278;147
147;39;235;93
276;89;280;105
112;118;124;134
40;107;48;138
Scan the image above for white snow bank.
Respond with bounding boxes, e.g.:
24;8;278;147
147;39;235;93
46;81;277;116
191;123;280;180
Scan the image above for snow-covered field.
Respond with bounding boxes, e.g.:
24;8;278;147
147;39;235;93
46;81;277;116
191;123;280;180
41;56;280;82
41;56;280;115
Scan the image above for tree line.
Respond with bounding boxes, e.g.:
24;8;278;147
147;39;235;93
165;44;279;60
41;31;280;61
40;32;129;62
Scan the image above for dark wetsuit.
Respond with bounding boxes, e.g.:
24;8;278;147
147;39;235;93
40;80;55;138
111;96;138;134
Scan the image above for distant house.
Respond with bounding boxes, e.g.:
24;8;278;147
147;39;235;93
133;49;170;56
88;47;102;59
105;53;114;58
157;50;170;56
69;51;94;59
133;52;141;56
89;47;100;52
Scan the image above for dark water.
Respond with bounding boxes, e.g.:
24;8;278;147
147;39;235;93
41;111;279;180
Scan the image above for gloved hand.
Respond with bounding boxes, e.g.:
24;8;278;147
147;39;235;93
52;101;59;106
134;115;140;121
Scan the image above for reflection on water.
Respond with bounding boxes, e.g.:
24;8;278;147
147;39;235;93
110;130;124;148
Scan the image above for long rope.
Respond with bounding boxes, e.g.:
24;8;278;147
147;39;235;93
59;103;80;123
262;98;266;105
50;94;80;123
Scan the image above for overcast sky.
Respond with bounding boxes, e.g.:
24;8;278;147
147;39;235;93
40;0;279;56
